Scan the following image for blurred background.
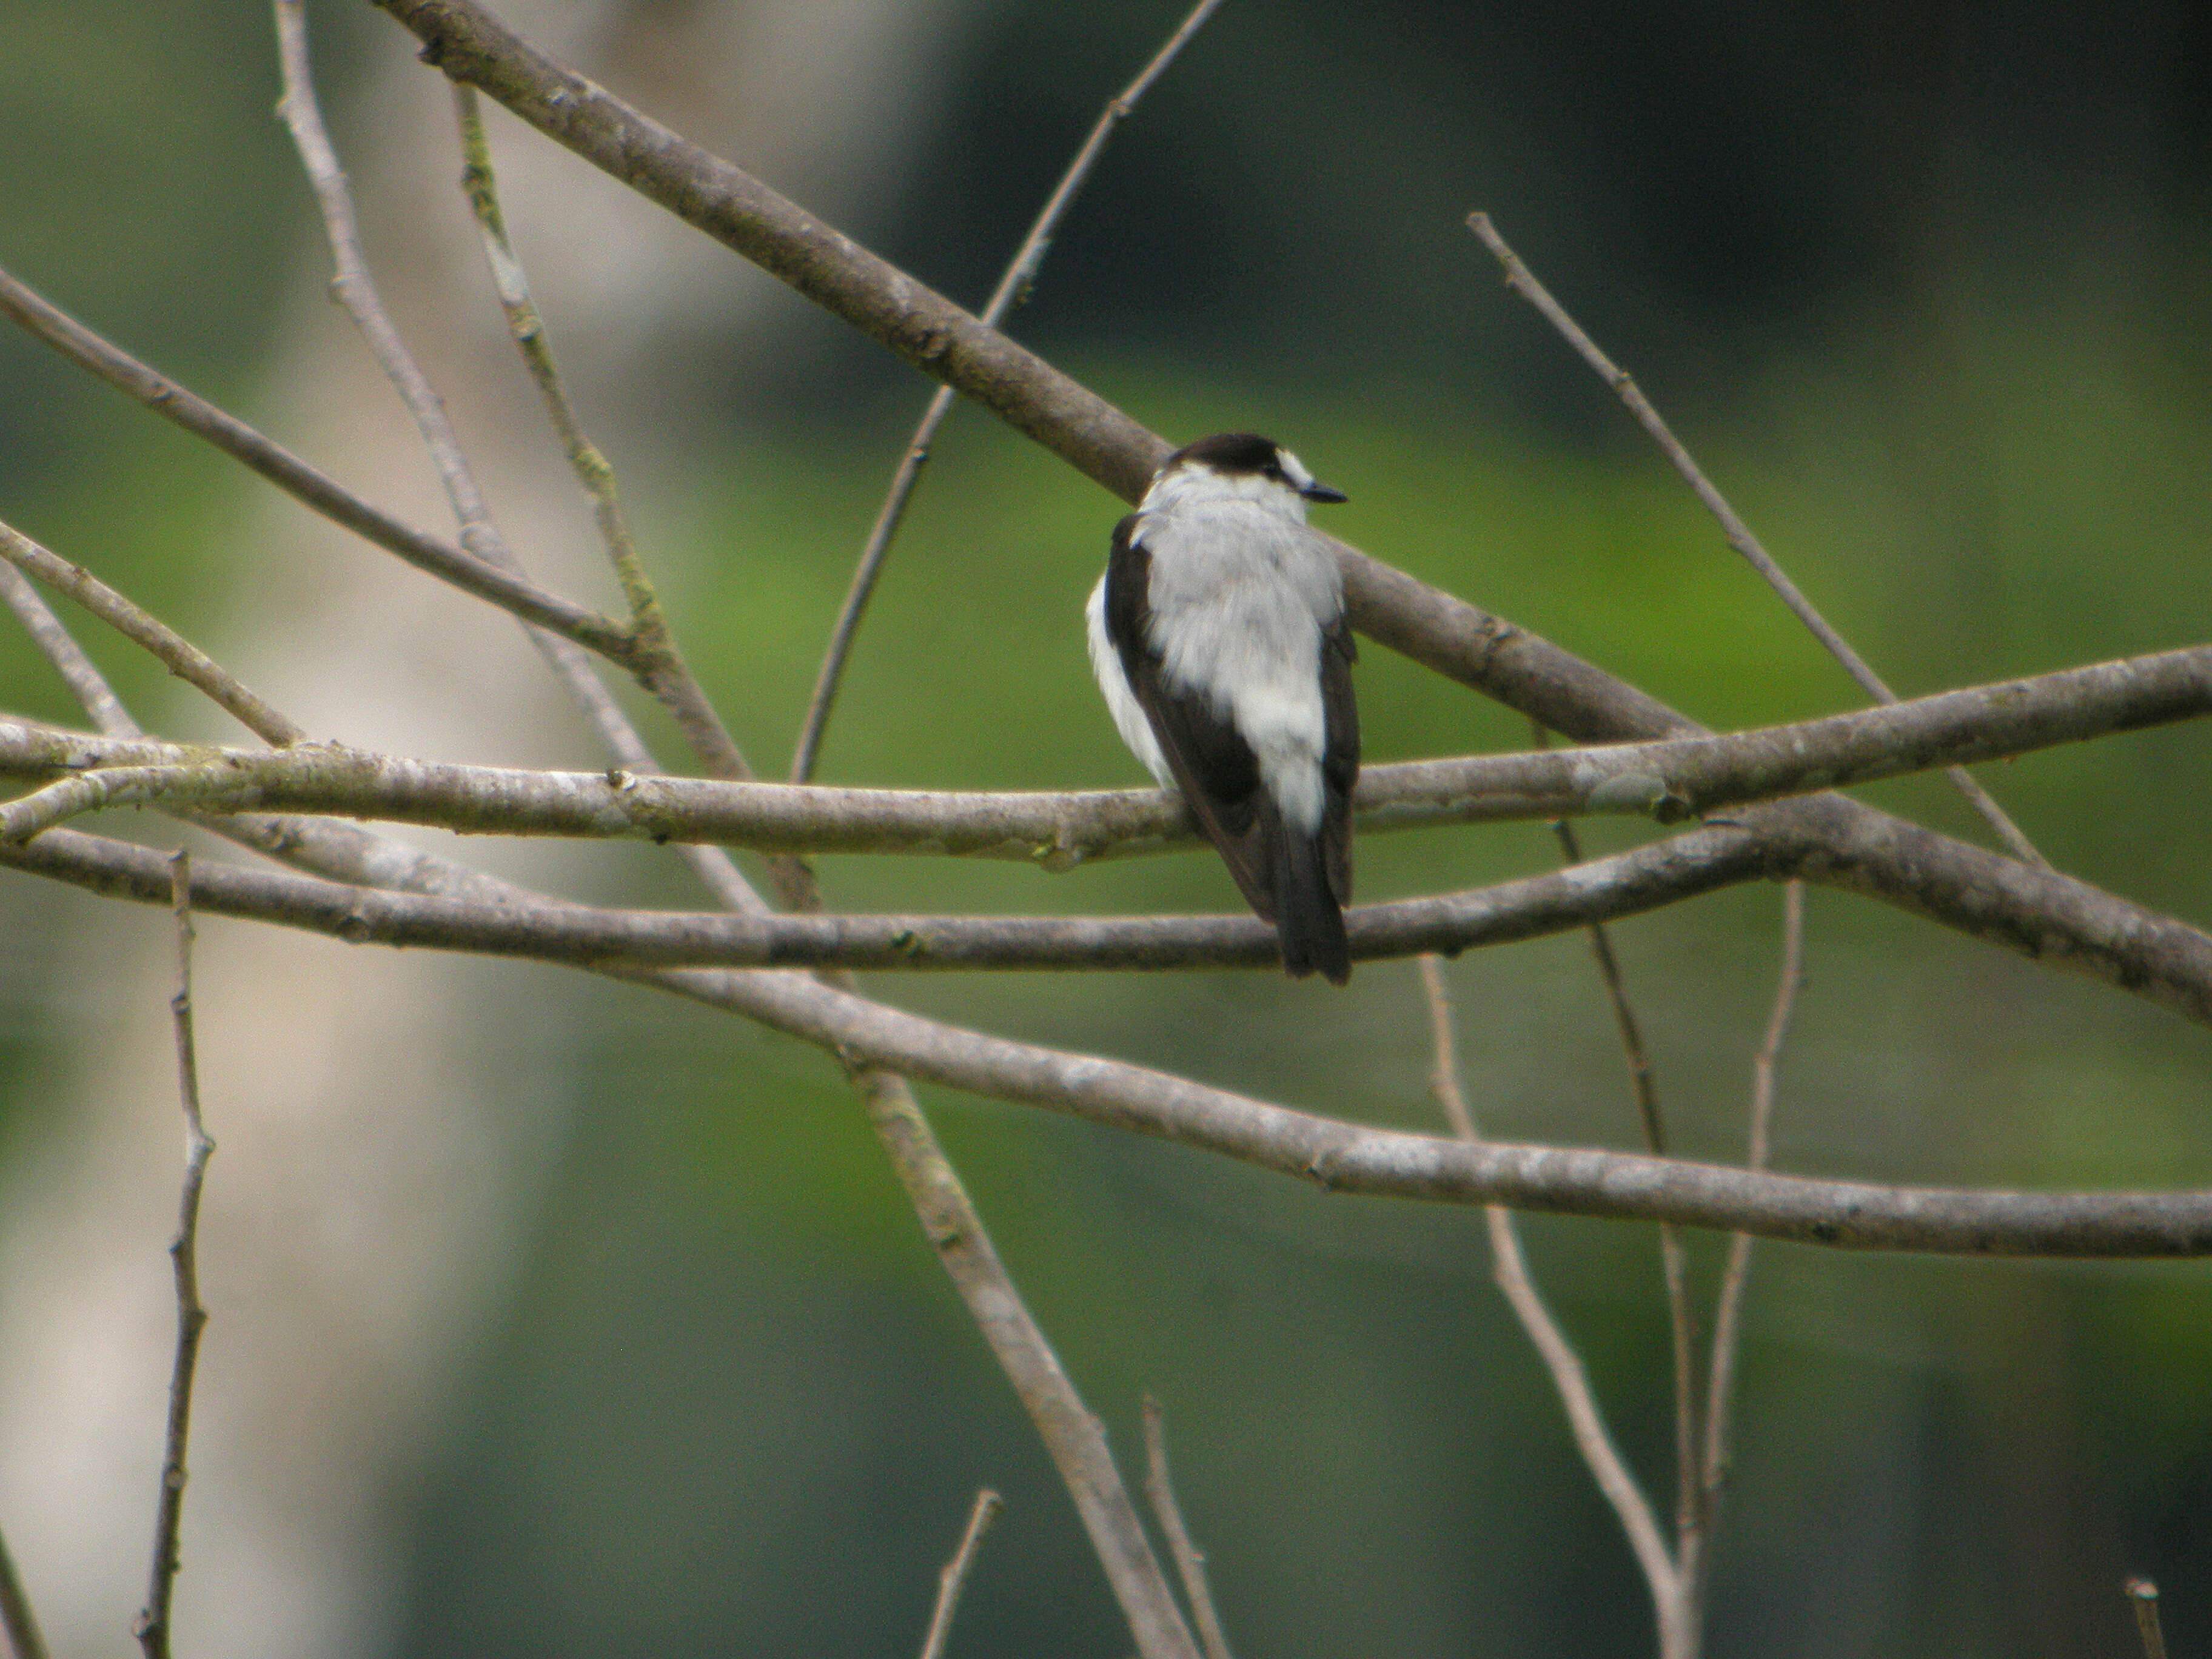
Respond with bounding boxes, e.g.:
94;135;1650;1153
1;2;2210;1655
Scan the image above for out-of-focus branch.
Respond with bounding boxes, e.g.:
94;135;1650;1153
1142;1396;1235;1659
1678;880;1807;1649
0;521;304;746
2126;1578;2168;1659
132;853;215;1659
0;1524;47;1659
792;0;1225;782
1701;882;1805;1502
1416;956;1678;1607
0;264;635;660
917;1488;1002;1659
1527;729;1703;1618
1466;211;2045;867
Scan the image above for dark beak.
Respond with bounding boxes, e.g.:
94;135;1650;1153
1300;481;1348;504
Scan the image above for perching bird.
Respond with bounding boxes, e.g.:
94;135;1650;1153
1087;431;1359;984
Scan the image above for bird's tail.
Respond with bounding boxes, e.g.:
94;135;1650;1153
1275;817;1351;985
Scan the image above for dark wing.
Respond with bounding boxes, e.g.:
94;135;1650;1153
1104;514;1280;919
1319;616;1359;905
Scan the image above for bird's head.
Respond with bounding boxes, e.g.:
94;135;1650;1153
1141;431;1348;521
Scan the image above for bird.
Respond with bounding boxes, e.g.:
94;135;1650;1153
1087;431;1359;984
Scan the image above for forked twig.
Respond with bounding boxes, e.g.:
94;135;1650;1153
132;852;215;1659
1142;1396;1235;1659
2126;1578;2169;1659
1469;212;2046;868
1416;956;1678;1610
917;1487;1003;1659
790;0;1225;782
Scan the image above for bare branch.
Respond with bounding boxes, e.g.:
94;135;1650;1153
0;809;1772;974
132;852;215;1659
450;86;762;798
6;635;2204;855
1466;210;2044;866
1702;881;1805;1501
0;1524;48;1659
12;822;2211;1270
2126;1578;2169;1659
792;0;1225;782
1417;956;1678;1603
0;559;138;738
1530;731;1704;1591
0;264;635;659
917;1488;1003;1659
1142;1396;1234;1659
0;521;304;746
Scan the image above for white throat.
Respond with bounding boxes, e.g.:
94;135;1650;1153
1141;463;1310;523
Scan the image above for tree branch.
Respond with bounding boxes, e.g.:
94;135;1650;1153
4;820;2209;1257
6;637;2205;852
1467;211;2046;868
1418;955;1678;1612
917;1489;1003;1659
0;263;636;661
1141;1396;1235;1659
132;852;215;1659
0;521;304;746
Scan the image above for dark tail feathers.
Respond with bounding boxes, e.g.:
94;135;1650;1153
1275;819;1351;985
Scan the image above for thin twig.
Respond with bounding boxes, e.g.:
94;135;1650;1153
0;521;304;746
1469;212;2046;868
2126;1578;2169;1659
917;1487;1003;1659
133;851;215;1659
0;264;635;660
1142;1396;1234;1659
0;560;137;738
1416;955;1678;1607
451;87;756;791
791;0;1225;782
1701;880;1805;1499
0;1524;48;1659
1677;880;1806;1648
1532;723;1703;1581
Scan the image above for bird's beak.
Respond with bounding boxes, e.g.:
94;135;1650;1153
1300;481;1348;504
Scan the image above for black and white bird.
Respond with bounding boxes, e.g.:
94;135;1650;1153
1087;432;1359;984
